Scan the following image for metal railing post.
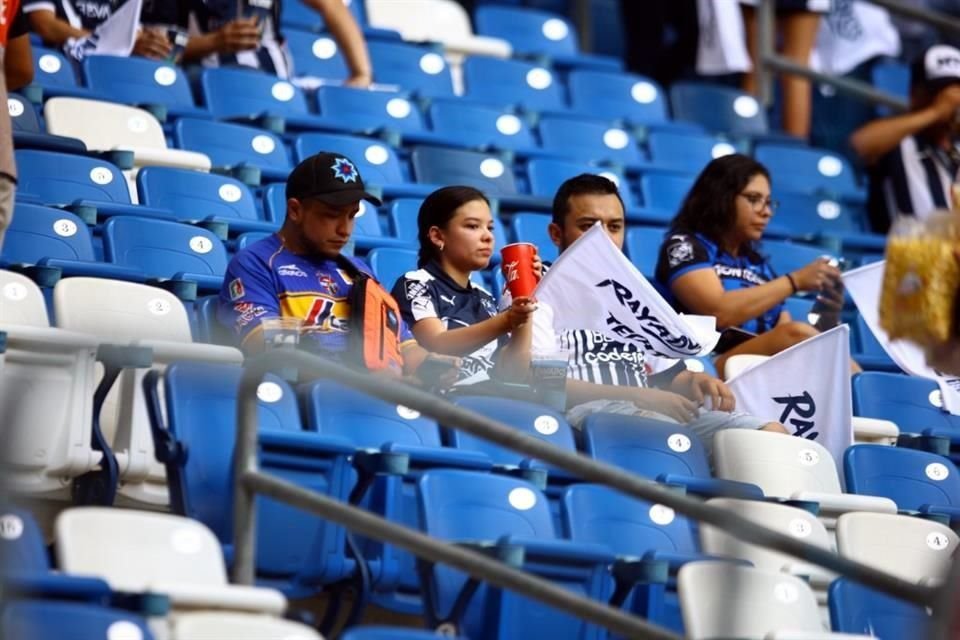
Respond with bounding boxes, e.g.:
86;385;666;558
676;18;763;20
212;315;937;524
757;0;777;107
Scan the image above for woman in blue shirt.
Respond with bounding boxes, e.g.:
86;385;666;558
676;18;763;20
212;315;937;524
655;154;849;377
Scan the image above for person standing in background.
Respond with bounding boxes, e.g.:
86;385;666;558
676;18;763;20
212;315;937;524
0;4;30;252
619;0;699;88
740;0;832;139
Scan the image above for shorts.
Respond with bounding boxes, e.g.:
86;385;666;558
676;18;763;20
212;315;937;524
740;0;833;14
0;174;15;252
566;399;771;454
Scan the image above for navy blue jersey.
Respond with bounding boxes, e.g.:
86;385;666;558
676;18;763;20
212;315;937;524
191;0;292;78
392;261;501;384
655;232;783;334
23;0;119;31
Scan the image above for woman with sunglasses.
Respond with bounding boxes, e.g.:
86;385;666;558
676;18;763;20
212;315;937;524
654;154;850;377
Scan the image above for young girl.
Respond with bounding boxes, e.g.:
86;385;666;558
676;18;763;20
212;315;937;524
391;186;539;385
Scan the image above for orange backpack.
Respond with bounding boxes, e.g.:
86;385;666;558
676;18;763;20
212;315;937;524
337;257;405;374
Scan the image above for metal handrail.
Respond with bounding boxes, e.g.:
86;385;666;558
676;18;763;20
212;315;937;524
233;349;940;620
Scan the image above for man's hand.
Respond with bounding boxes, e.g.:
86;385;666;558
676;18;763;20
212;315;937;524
669;371;736;412
215;17;261;54
132;28;173;60
632;388;699;423
503;296;537;330
932;85;960;124
344;73;373;88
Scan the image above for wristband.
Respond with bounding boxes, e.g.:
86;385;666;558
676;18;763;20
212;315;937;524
785;273;799;294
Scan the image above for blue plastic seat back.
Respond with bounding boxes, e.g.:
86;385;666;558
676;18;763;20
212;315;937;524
194;295;237;346
0;506;51;574
368;40;455;97
852;372;960;433
562;484;698;556
647;131;736;174
670;82;768;136
284;29;349;81
237;231;273;251
509;212;558;262
294;132;407;185
280;0;366;31
342;627;467;640
303;379;443;449
854;315;889;359
447;396;577;467
8;94;41;133
463;57;566;112
201;68;310;119
871;59;909;110
772;193;867;236
175;119;292;172
411;147;518;196
639;172;696;211
84;56;196;109
428;100;537;151
758;239;828;277
567;70;667;124
625;226;666;279
527;157;636;207
103;216;227;279
475;6;579;57
829;578;930;637
387;199;424;241
137;167;260;223
782;296;813;324
2;204;97;264
582;412;712;479
32;47;79;90
844;444;960;511
368;247;418;291
755;144;861;200
264;183;288;223
1;601;155;640
538;116;643;166
15;150;130;205
315;86;425;134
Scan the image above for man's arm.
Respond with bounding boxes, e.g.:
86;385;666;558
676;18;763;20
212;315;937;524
850;86;960;166
182;16;261;62
565;379;699;423
26;8;88;45
304;0;372;87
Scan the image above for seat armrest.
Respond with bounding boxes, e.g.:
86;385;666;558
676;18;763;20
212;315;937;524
790;491;897;516
120;146;212;171
3;325;100;350
765;631;875;640
502;536;615;566
659;473;765;500
132;338;242;365
852;416;899;443
148;581;286;615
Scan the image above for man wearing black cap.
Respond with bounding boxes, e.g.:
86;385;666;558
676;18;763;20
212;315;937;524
851;44;960;232
218;152;442;376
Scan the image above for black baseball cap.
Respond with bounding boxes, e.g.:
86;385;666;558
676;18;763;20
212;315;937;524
286;152;383;207
911;44;960;93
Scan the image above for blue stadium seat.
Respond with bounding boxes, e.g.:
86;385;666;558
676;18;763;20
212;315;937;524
474;5;622;71
417;469;613;639
236;231;273;251
174;119;292;182
1;203;144;281
263;184;288;224
387;196;506;264
285;29;349;81
153;362;357;594
82;56;208;119
315;86;426;135
829;578;930;637
754;144;865;202
136;167;277;235
758;239;830;277
781;296;813;324
368;40;455;97
509;212;558;262
852;315;899;372
426;99;539;153
844;444;960;520
293;132;430;198
368;247;418;290
462;57;566;112
765;193;883;252
581;413;763;499
646;131;737;175
625;226;666;279
201;67;313;121
8;93;87;154
15;150;173;220
1;601;154;640
639;172;696;213
670;82;768;137
194;294;236;346
281;0;367;31
537;116;646;169
102;216;228;293
30;46;101;99
410;147;522;199
567;70;670;127
871;58;910;116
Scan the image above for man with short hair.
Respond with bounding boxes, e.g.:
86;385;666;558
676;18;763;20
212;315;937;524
218;152;446;377
525;174;787;444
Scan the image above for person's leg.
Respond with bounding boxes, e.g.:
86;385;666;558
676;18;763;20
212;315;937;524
714;321;819;378
740;4;758;95
779;10;821;138
0;175;15;252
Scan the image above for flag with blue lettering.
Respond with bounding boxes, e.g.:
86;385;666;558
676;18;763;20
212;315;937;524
535;223;720;358
64;0;143;61
725;325;853;467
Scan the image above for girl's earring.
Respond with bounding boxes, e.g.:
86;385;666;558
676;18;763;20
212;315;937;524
438;242;445;252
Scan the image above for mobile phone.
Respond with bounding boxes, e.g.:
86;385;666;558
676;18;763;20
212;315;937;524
714;327;758;354
417;356;459;386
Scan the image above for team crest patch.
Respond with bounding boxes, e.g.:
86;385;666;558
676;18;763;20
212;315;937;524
668;240;695;267
405;280;428;300
318;273;339;295
331;157;358;183
229;278;245;300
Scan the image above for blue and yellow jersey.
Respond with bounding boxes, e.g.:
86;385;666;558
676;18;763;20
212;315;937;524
218;233;415;355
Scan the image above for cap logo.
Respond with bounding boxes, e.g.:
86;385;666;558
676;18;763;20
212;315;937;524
331;157;358;184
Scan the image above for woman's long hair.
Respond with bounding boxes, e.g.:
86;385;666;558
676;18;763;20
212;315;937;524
669;154;771;262
416;185;490;268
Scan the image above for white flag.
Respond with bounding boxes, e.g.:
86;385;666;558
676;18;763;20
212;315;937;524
695;0;752;75
843;261;960;414
534;223;720;359
726;325;853;467
64;0;143;61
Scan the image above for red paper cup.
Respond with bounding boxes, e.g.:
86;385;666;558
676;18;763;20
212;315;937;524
501;242;537;298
